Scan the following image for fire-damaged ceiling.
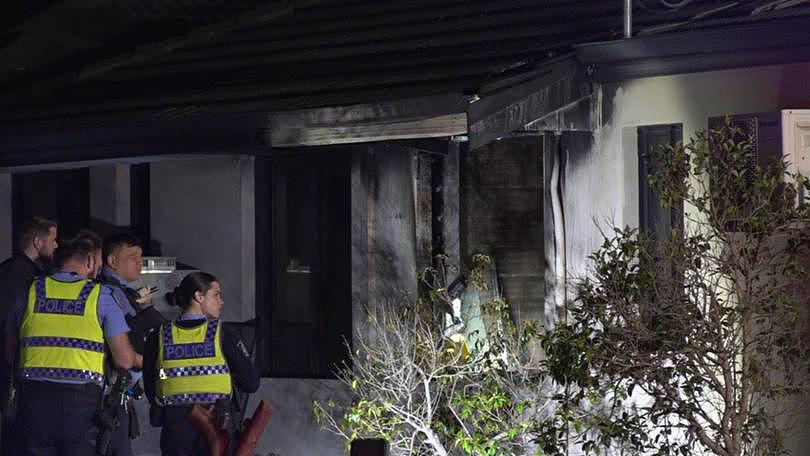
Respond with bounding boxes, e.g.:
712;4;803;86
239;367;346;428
2;0;810;131
0;0;299;92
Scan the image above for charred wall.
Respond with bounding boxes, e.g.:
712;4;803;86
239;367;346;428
461;137;544;324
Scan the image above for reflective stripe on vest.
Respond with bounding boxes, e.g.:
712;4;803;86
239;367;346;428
156;319;232;405
19;277;106;386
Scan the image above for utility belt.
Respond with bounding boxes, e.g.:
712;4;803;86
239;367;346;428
154;397;237;431
95;370;143;456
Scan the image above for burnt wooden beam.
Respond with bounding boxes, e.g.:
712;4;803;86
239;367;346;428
467;55;597;150
268;94;468;147
394;138;452;156
522;86;602;134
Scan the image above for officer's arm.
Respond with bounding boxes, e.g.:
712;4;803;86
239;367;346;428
4;333;16;364
99;285;141;369
3;296;25;363
222;326;260;393
143;329;160;405
107;333;136;370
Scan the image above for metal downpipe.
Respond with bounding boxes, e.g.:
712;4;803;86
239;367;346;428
550;136;567;319
624;0;633;38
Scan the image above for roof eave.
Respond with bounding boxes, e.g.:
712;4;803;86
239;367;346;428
575;15;810;82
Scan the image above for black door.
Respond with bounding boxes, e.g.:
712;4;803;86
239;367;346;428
255;150;352;378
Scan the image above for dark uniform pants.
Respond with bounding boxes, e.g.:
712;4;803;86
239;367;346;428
0;346;20;455
17;380;101;456
160;405;209;456
1;414;21;456
109;409;133;456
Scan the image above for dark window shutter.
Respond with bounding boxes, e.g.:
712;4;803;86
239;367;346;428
638;124;683;244
638;124;685;349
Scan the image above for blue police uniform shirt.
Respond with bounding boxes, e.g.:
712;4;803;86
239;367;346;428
178;313;206;322
100;269;138;317
6;270;130;385
100;268;143;383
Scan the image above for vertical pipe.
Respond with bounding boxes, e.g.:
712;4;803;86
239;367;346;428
624;0;633;38
549;135;566;320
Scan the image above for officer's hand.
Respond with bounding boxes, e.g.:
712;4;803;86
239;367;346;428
136;286;157;308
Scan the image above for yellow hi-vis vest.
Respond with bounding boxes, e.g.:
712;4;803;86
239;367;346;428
19;276;106;386
156;319;232;405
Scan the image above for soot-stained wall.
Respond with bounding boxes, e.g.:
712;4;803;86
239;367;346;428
461;137;544;325
559;62;810;454
565;62;810;281
351;142;424;325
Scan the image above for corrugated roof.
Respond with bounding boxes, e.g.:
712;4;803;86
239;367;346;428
0;0;295;92
2;0;810;131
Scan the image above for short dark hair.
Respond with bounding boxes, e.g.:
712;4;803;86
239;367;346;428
53;230;101;268
77;229;103;251
17;216;57;248
102;233;143;266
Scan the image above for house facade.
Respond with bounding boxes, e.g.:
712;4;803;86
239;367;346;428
3;1;810;454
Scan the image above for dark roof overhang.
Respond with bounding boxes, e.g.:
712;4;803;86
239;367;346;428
576;15;810;82
0;112;270;170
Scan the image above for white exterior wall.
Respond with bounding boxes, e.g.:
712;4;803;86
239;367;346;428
565;61;810;454
567;61;810;279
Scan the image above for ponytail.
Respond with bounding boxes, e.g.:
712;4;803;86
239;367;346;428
167;272;218;310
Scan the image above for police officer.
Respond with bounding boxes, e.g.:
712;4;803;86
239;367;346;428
98;233;167;456
100;233;153;318
143;272;259;456
6;232;140;455
0;216;58;454
0;216;58;334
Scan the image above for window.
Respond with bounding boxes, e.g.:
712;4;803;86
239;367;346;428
638;124;685;346
638;124;683;244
